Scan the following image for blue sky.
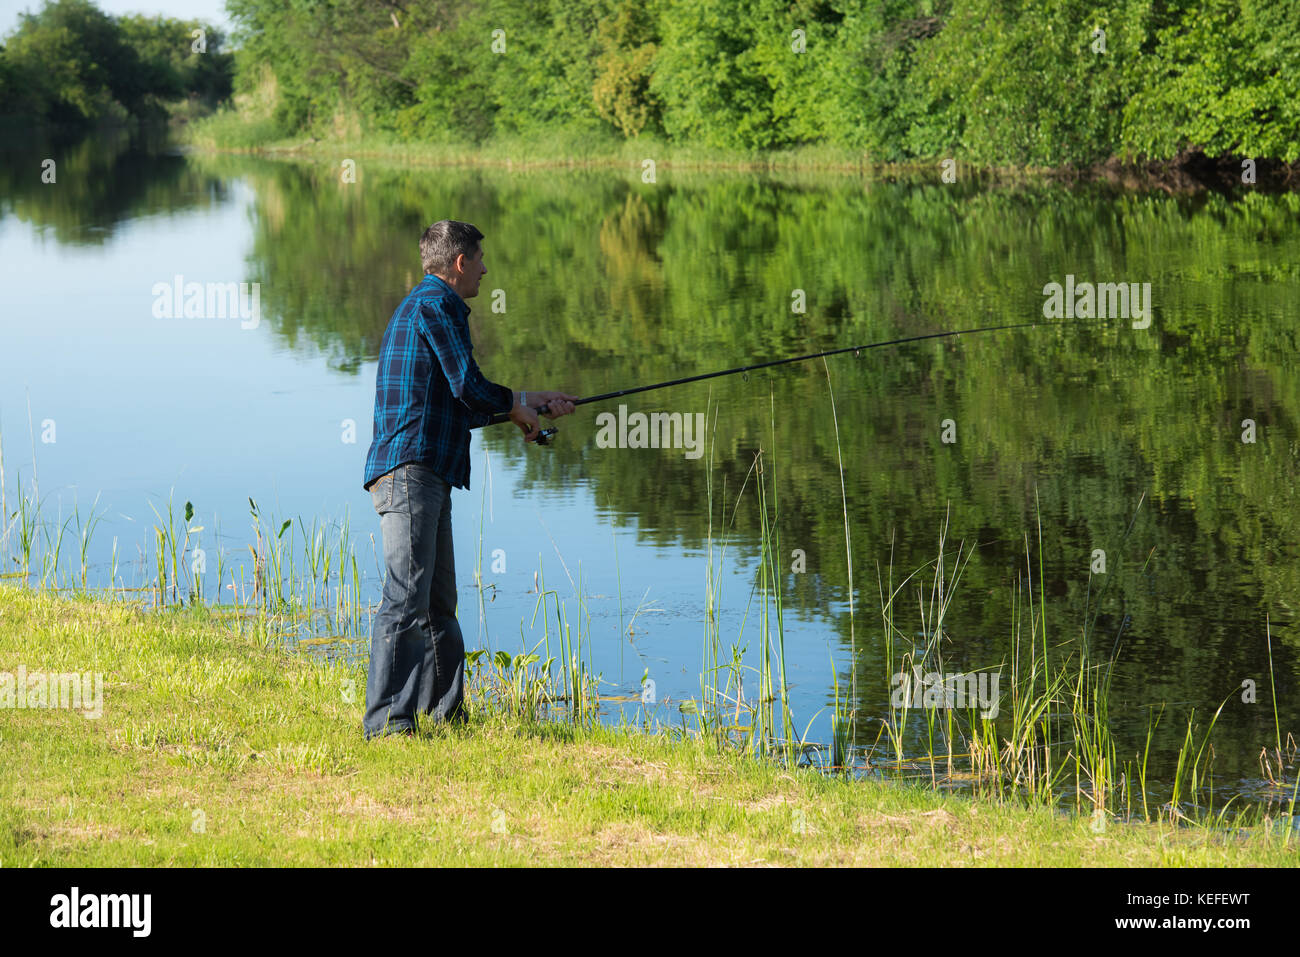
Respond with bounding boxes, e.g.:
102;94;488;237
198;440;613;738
0;0;234;38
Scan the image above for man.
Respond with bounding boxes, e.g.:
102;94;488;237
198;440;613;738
361;219;577;739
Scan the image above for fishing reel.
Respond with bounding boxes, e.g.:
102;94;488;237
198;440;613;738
531;401;559;445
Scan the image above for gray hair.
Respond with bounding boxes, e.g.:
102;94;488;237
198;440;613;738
420;220;485;276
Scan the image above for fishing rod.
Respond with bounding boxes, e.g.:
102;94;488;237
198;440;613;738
477;317;1083;444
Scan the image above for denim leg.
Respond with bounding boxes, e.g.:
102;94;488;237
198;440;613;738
362;464;451;738
419;484;465;723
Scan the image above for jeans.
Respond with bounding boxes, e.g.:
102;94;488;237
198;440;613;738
363;462;466;738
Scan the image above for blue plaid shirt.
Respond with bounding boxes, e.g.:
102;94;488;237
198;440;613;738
363;274;514;491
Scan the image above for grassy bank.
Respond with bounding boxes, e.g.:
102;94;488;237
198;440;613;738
1;585;1294;866
188;113;930;176
186;110;1300;190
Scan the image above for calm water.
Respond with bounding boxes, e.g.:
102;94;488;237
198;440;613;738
3;129;1299;817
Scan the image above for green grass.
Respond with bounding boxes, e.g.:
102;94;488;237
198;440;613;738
2;585;1297;866
866;499;1299;831
184;108;1057;181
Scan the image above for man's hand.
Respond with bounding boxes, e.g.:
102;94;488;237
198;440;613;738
509;397;542;441
530;390;579;418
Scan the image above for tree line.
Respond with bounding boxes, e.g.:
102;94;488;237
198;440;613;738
210;0;1299;165
0;0;233;126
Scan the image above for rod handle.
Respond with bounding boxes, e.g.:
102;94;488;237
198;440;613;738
480;401;552;428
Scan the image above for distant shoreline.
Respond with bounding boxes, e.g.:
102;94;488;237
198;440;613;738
182;119;1300;192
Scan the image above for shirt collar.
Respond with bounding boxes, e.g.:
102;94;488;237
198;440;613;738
424;273;470;316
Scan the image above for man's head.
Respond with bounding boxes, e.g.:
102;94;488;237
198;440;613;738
420;220;487;299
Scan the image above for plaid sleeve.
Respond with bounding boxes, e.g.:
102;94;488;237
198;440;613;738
418;300;514;415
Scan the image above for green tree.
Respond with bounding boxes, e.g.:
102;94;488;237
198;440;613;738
2;0;143;122
592;0;664;138
650;0;783;150
119;15;234;107
213;0;1300;165
1;0;234;125
1123;0;1300;162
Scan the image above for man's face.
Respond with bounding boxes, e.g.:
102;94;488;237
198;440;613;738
457;244;487;299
